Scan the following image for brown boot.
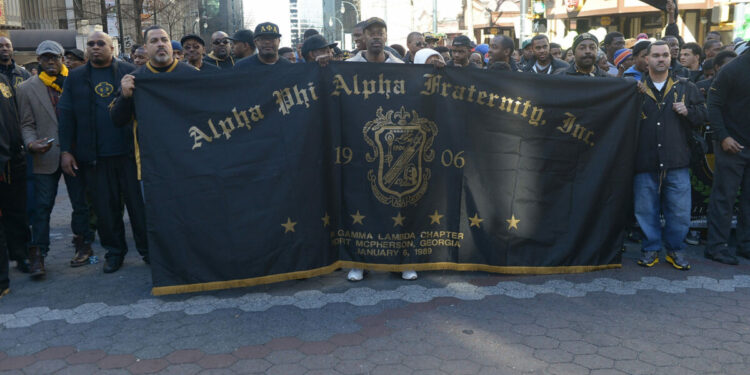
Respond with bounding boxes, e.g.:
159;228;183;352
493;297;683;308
70;236;93;267
28;246;46;278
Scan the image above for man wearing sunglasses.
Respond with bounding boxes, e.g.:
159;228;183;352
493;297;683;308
58;31;148;274
402;32;426;64
17;40;95;277
180;34;219;72
203;31;235;69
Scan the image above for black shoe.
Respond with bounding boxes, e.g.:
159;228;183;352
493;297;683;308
685;231;701;245
737;250;750;260
15;260;30;274
704;249;739;265
142;255;150;265
103;257;124;273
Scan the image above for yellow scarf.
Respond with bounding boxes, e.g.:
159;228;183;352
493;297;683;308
38;64;68;93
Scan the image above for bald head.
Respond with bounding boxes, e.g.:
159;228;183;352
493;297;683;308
406;31;425;56
86;31;115;67
89;31;113;45
0;37;13;65
210;31;230;58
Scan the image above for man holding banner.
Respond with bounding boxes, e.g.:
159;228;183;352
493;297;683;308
343;17;415;282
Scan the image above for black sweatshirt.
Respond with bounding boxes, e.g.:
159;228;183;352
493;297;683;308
707;52;750;146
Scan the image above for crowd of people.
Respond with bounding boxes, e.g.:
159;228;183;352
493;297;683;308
0;0;748;298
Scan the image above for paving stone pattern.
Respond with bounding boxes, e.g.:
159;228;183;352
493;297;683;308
2;182;750;374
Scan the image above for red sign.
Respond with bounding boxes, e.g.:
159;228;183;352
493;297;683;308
566;0;583;13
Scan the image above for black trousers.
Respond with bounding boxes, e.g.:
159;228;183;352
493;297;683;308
707;141;750;253
80;155;148;260
0;160;29;289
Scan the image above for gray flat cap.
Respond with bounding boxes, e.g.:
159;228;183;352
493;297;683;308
36;40;64;56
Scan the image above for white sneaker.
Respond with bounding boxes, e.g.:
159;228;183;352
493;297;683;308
347;268;364;281
401;270;418;280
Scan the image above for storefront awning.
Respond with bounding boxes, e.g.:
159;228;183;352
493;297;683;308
8;30;77;52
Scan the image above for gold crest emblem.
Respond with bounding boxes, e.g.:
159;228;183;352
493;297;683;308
0;83;12;99
363;106;438;207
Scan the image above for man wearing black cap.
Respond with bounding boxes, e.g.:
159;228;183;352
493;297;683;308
234;22;292;68
203;31;235;69
556;33;609;77
301;35;336;64
423;32;439;49
347;18;403;64
345;17;415;282
447;35;475;68
181;34;219;72
230;30;256;60
522;35;568;74
64;49;86;70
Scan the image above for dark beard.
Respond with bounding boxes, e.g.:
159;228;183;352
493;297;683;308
259;51;276;61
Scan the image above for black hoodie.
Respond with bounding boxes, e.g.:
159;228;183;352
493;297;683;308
0;74;24;166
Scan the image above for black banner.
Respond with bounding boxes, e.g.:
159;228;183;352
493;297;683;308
133;63;640;295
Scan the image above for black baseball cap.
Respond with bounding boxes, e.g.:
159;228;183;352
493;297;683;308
254;22;282;38
362;17;387;31
64;48;85;61
302;35;337;58
230;29;254;43
180;34;205;46
452;35;472;47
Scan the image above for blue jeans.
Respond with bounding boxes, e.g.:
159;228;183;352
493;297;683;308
634;168;691;253
30;168;93;255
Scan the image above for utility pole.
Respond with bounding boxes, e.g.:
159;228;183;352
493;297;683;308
433;0;437;33
116;0;125;54
519;0;526;44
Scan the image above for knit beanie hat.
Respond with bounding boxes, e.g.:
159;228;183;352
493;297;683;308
613;48;632;67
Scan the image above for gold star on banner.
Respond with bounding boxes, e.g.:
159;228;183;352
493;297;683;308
506;214;520;230
281;217;297;233
469;213;484;228
392;212;406;227
321;213;330;227
351;210;366;225
429;210;444;225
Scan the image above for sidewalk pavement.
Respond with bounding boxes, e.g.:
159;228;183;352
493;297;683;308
1;182;750;374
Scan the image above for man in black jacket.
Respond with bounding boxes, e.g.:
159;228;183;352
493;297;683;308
556;33;609;77
488;35;520;71
705;48;750;265
203;31;235;69
58;31;148;274
522;34;568;74
110;25;197;175
0;37;31;91
634;41;706;271
0;74;29;298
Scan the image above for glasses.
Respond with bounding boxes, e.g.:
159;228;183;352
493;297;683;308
87;40;107;47
415;41;427;47
213;39;230;45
